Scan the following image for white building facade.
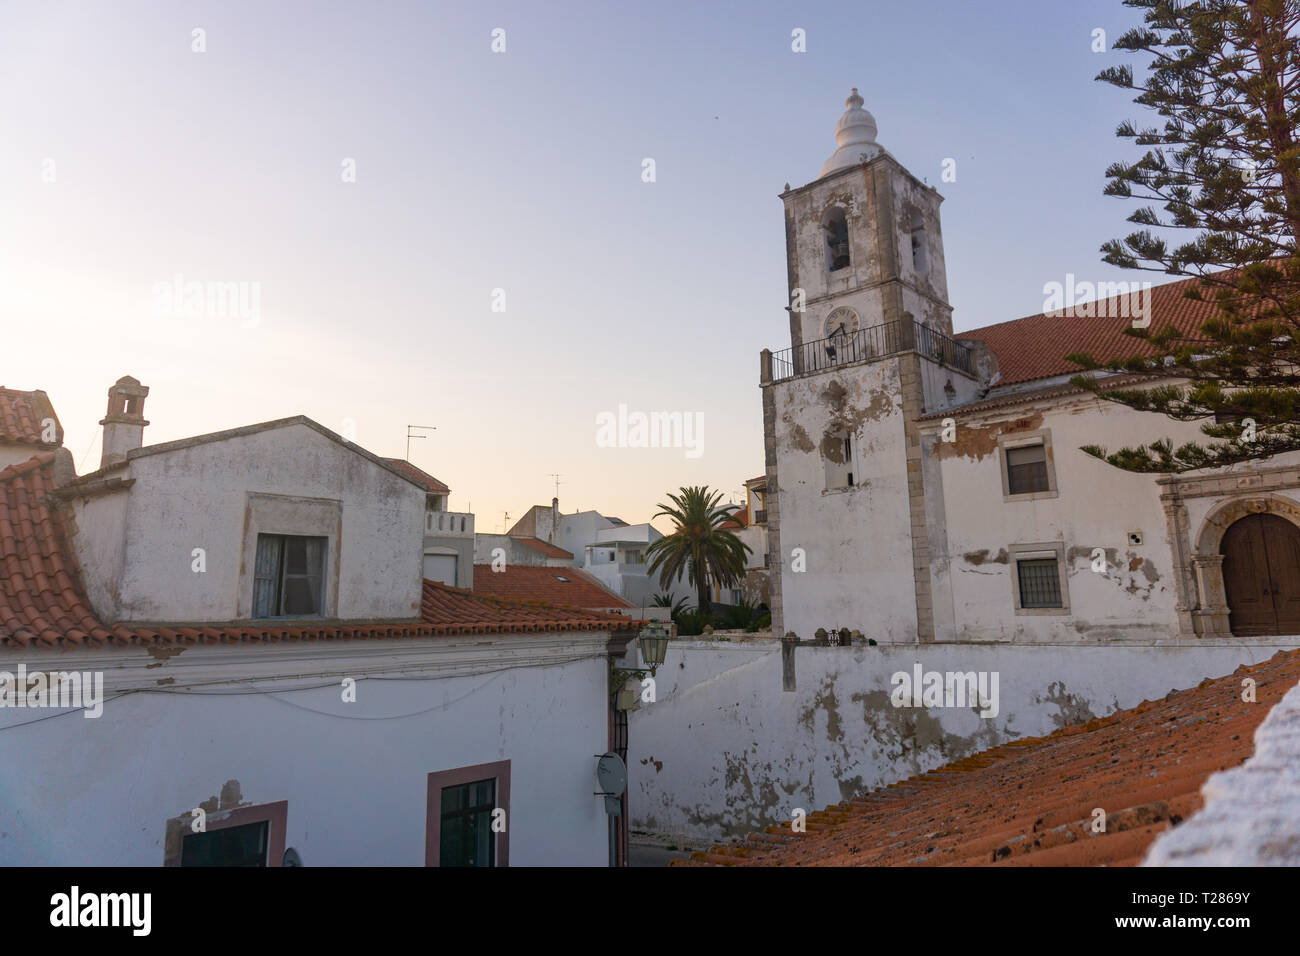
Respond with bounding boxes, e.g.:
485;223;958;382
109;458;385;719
0;379;638;866
762;92;1300;646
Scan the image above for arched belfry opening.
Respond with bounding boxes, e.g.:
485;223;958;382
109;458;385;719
823;207;850;272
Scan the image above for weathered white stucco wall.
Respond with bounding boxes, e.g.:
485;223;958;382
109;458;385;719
924;395;1300;643
629;639;1299;843
772;360;917;641
75;422;425;623
0;634;613;866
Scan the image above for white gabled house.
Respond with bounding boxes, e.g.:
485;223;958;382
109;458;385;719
0;378;643;866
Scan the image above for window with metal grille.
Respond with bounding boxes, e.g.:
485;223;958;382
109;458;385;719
439;778;497;867
253;534;325;617
1017;558;1062;608
1006;443;1049;495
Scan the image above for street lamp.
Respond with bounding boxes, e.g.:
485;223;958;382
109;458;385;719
637;622;670;670
611;622;671;709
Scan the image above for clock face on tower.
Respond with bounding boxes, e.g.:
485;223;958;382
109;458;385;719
823;306;860;342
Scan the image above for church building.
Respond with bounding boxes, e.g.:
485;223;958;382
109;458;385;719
760;91;1300;645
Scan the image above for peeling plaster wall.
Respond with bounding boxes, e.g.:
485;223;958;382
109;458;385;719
925;397;1300;643
771;360;917;642
0;635;612;866
629;639;1298;843
77;423;424;623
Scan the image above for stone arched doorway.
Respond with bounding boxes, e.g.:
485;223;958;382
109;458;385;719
1221;513;1300;636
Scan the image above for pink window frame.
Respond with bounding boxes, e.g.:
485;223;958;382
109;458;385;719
164;799;288;867
425;759;511;867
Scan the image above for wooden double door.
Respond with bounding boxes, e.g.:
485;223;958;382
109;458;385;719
1221;513;1300;636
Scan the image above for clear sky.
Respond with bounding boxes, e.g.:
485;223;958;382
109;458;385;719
1;0;1152;531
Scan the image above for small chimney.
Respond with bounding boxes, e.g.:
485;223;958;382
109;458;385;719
99;375;149;469
551;497;559;542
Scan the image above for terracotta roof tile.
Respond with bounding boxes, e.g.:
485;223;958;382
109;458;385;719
959;274;1220;387
472;564;634;609
0;456;629;650
676;649;1300;867
0;388;62;447
718;507;748;531
514;537;573;560
383;459;450;495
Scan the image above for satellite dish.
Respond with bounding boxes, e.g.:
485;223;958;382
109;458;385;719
596;753;627;795
596;753;627;816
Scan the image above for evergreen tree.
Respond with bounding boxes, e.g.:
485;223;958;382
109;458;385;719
1069;0;1300;472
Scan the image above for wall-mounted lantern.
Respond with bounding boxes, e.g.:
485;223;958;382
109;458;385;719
611;622;671;710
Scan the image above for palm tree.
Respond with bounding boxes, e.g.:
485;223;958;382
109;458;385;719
645;485;751;616
651;592;693;618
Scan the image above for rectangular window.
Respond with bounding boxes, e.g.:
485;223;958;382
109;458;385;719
181;820;269;867
439;778;497;867
165;799;287;867
426;760;510;867
253;534;326;617
1005;443;1049;495
1017;558;1063;608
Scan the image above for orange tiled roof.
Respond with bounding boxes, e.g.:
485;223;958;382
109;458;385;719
514;537;573;560
678;648;1300;867
384;458;450;495
0;454;629;650
472;564;634;609
959;274;1219;387
718;507;748;531
0;387;61;447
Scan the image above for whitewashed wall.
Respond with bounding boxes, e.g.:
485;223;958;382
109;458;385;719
924;394;1300;643
629;638;1300;843
0;634;613;866
771;359;917;641
73;421;425;623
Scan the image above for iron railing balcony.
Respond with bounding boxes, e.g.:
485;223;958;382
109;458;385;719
763;318;973;383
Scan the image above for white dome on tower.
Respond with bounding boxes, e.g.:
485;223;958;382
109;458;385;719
819;88;882;178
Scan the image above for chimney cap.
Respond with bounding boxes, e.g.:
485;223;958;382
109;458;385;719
109;376;149;397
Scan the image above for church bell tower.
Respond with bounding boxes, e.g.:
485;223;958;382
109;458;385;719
760;90;972;646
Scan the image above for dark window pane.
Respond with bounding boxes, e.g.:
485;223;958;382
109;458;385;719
281;577;320;615
441;784;464;813
181;820;269;867
440;778;497;867
1006;445;1049;495
284;536;309;574
1018;558;1062;608
440;813;465;866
